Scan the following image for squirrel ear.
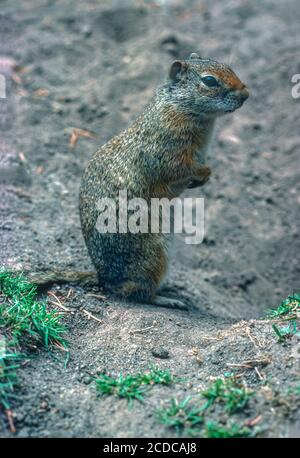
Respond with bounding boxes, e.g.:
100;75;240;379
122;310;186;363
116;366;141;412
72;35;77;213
189;52;201;60
169;61;187;82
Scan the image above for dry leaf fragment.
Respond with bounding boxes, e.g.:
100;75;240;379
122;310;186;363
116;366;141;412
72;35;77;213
34;88;49;97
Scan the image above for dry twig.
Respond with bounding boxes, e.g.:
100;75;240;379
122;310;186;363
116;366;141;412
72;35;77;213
69;128;96;149
82;309;102;323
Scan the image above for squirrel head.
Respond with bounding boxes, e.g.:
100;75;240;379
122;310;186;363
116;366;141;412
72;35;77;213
166;53;249;118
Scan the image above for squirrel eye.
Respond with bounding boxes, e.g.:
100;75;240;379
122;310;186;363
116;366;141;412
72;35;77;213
201;75;219;87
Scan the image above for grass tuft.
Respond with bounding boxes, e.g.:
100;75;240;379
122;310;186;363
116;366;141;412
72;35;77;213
267;293;300;342
156;397;204;434
95;366;175;403
0;269;68;415
204;421;251;438
267;293;300;319
0;344;22;410
0;269;67;348
202;377;252;414
157;377;254;437
272;322;297;342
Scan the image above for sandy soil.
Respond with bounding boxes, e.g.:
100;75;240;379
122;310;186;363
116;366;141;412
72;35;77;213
0;0;300;437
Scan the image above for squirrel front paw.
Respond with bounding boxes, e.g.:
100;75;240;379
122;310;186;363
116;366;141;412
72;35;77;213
188;165;211;188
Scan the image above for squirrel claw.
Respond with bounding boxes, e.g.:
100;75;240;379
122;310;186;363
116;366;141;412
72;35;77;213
188;179;206;189
187;177;210;188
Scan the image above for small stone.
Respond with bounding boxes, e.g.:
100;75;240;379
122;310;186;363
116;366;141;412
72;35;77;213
252;123;262;131
151;347;170;359
81;24;92;38
82;375;92;385
40;400;49;410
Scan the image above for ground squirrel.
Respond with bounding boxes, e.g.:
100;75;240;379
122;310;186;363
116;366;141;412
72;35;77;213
28;53;249;308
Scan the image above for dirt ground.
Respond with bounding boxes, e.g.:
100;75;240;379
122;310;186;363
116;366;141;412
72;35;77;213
1;0;300;437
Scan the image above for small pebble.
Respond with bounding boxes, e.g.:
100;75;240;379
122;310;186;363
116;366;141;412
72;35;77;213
151;347;170;359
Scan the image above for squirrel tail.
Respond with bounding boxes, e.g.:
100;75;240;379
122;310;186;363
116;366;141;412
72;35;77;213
25;270;99;287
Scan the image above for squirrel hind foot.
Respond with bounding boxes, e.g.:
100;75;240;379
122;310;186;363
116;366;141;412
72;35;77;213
151;295;188;310
110;279;188;310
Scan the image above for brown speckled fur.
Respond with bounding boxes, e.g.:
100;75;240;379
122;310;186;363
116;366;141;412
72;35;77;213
79;55;249;303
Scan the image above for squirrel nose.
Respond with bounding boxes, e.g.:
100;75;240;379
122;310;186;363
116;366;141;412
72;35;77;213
236;86;249;101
